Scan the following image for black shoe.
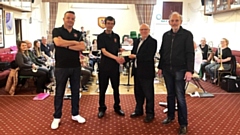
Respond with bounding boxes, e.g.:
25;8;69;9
98;111;105;118
179;126;187;135
162;117;174;124
114;109;125;116
130;112;143;118
144;116;154;123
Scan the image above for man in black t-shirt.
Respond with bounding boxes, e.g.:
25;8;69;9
41;36;52;58
50;11;86;130
97;16;125;118
199;37;213;80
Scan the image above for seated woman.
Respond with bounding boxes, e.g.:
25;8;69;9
32;40;48;61
205;38;232;84
15;41;49;93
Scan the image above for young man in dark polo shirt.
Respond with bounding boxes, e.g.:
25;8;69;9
51;11;86;130
97;16;125;118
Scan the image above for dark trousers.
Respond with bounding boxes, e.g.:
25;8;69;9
163;69;188;126
19;69;47;93
98;69;121;112
134;69;154;116
81;69;91;86
53;67;81;118
199;61;210;77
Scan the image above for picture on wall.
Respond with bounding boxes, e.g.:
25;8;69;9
5;11;14;35
0;8;4;48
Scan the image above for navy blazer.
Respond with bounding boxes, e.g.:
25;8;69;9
125;35;157;79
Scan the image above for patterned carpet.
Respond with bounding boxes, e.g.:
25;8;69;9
0;78;228;95
1;92;240;135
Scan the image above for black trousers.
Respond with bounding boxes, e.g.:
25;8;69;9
98;69;121;112
134;69;155;116
53;67;81;118
19;69;47;93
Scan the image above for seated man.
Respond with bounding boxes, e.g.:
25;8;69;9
41;36;53;58
199;37;213;80
81;68;91;92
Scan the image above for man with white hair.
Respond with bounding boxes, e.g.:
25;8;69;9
157;12;194;135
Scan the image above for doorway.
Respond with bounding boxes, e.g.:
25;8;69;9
15;19;22;44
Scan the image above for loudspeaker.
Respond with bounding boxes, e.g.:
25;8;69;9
201;0;204;6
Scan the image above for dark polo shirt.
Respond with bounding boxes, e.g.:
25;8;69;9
97;31;121;71
52;25;82;68
40;43;51;57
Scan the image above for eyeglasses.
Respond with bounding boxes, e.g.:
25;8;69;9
140;29;149;31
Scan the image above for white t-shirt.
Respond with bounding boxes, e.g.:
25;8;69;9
194;46;203;73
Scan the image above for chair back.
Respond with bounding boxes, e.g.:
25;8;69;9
130;31;137;39
231;55;237;76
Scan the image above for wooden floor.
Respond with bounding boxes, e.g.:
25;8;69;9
61;71;203;96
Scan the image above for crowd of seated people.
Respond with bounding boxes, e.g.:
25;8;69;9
15;41;52;93
25;40;54;82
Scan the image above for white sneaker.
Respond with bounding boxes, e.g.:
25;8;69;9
72;115;86;123
51;118;61;129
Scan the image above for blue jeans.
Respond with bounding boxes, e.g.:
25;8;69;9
163;69;188;126
53;67;81;118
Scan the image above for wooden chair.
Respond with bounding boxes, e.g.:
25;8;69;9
217;55;236;86
18;75;35;93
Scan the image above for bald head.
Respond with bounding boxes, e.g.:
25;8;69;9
139;23;150;39
200;37;206;46
24;40;32;48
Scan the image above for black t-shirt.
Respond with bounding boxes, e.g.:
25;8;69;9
52;25;82;68
40;43;51;57
214;47;232;64
199;44;211;60
97;31;121;71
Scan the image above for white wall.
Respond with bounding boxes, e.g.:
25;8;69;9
187;0;240;50
4;0;240;51
3;1;45;48
55;3;139;42
152;0;240;51
151;0;190;51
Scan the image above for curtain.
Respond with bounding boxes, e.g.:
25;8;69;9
47;2;58;43
135;4;154;27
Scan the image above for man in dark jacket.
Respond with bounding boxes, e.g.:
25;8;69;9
125;23;157;123
157;12;194;135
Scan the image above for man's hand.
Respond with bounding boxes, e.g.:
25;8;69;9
157;69;162;77
129;54;136;59
119;48;125;52
116;57;125;64
184;72;192;82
